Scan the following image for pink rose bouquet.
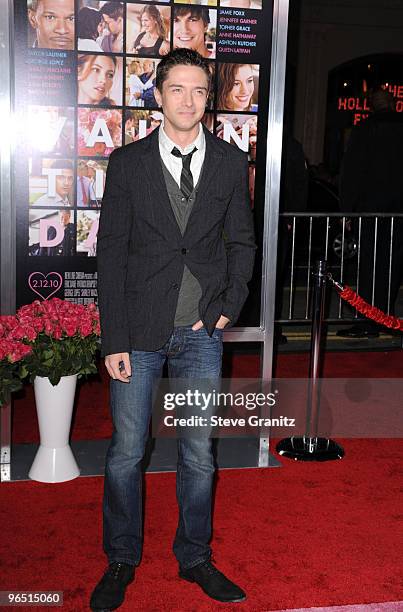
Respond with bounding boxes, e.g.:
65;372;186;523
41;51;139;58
0;316;32;405
12;298;100;387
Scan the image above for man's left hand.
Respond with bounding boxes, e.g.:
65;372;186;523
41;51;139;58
191;315;230;331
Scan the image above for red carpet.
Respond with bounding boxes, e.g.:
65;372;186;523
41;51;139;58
11;350;403;444
1;439;402;611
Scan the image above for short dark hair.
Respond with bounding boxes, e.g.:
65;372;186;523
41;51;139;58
101;2;124;20
51;159;74;171
173;6;210;27
156;48;211;92
78;7;102;41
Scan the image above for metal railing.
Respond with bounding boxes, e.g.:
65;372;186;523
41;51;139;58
277;213;403;324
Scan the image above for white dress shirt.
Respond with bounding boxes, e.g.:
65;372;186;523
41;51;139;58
158;122;206;188
33;192;70;207
77;38;103;52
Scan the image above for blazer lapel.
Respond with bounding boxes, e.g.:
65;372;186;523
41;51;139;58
141;128;183;238
141;125;223;238
185;126;223;229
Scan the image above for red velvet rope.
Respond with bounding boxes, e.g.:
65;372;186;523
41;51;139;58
338;285;403;331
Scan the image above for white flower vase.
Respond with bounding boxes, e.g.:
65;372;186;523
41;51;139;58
29;374;80;483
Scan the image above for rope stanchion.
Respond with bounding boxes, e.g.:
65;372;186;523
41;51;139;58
276;261;345;461
327;275;403;331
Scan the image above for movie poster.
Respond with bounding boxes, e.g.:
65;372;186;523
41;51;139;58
14;0;273;322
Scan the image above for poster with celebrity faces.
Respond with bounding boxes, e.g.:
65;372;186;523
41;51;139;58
29;158;74;207
15;0;273;326
125;57;160;108
29;209;76;257
126;3;171;56
78;54;123;106
173;6;217;59
76;159;107;208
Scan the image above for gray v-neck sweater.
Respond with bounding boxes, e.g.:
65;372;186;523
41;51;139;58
161;162;203;326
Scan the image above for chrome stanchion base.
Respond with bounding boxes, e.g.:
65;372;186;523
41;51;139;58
276;436;345;461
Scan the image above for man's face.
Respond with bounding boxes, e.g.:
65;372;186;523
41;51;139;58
102;14;122;35
154;65;208;136
28;0;75;50
59;210;71;226
55;168;73;197
173;12;207;55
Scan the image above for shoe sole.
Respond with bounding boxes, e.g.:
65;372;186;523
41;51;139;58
179;572;247;603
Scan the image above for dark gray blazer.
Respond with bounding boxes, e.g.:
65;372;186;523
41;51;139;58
97;125;256;356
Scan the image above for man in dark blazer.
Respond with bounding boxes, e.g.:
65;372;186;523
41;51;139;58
91;49;256;611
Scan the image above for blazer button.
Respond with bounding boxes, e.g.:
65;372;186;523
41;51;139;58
172;283;179;290
181;248;187;255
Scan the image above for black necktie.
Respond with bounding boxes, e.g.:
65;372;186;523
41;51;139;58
171;146;197;200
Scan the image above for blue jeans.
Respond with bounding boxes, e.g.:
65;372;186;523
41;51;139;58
103;325;223;569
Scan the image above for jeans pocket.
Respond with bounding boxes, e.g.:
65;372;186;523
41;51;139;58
212;327;224;339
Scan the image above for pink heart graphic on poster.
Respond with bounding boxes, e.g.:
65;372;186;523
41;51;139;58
28;272;63;301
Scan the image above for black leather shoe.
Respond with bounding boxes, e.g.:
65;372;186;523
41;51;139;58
179;560;246;603
90;562;135;611
336;324;379;338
